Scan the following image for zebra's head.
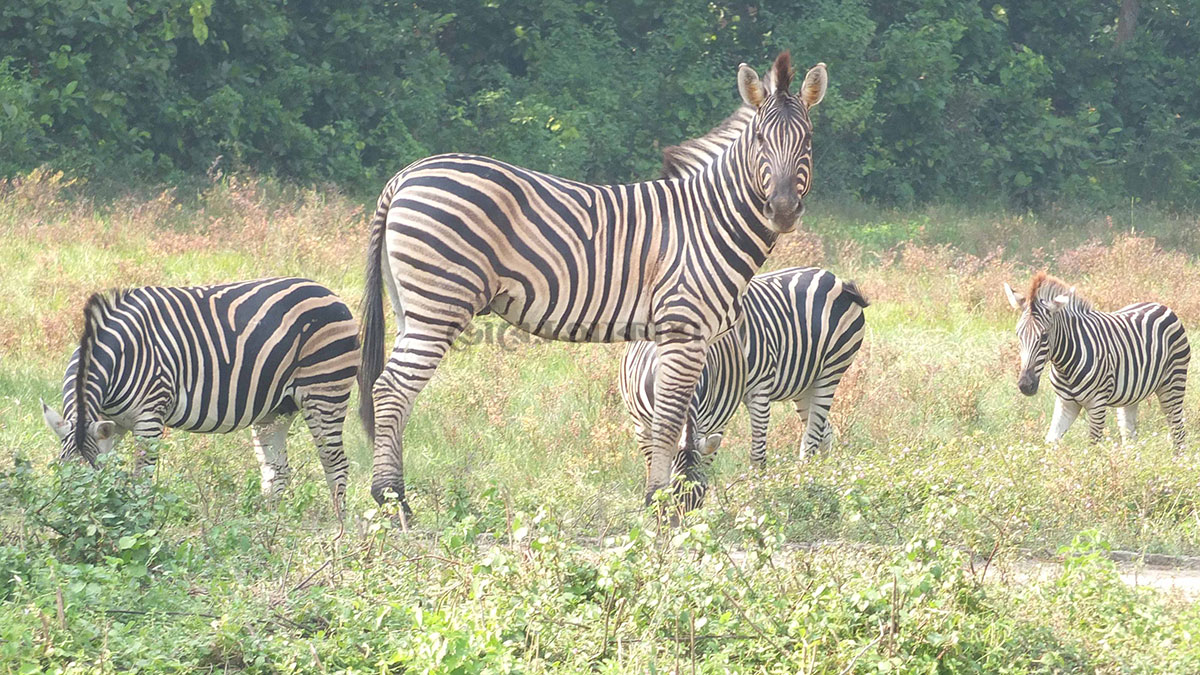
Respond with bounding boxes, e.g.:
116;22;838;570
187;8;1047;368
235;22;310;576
1004;276;1073;396
41;400;117;467
40;293;118;467
737;52;827;234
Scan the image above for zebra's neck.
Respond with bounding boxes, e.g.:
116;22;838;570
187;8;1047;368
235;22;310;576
65;299;155;423
687;124;776;266
1047;308;1102;376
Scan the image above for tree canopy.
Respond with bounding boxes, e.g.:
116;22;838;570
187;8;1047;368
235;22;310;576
1;0;1196;206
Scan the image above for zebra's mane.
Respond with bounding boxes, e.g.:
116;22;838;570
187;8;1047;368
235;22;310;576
659;66;778;179
660;105;755;179
71;290;128;452
1028;272;1093;311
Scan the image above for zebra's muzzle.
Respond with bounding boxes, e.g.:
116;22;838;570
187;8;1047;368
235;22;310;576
1018;374;1039;396
764;198;803;233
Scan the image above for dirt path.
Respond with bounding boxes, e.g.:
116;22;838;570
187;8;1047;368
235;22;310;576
998;558;1200;601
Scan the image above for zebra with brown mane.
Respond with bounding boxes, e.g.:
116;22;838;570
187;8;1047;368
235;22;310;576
1004;273;1189;448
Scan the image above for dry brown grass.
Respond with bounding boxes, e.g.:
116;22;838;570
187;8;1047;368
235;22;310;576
1;173;367;360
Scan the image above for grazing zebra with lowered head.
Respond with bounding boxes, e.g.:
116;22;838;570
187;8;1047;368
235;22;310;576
42;278;359;515
620;267;868;471
619;330;747;507
1003;273;1189;448
359;52;829;517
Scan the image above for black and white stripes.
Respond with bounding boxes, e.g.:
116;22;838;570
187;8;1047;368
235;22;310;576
1004;273;1189;447
620;267;868;471
358;52;829;514
42;278;359;514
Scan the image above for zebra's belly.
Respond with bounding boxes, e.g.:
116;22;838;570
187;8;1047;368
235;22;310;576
748;359;819;403
163;382;297;434
489;288;653;343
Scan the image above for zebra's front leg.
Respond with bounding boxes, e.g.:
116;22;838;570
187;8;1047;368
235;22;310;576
1045;397;1082;444
1115;404;1139;444
252;414;294;503
646;333;707;512
131;419;162;474
1085;405;1108;443
745;391;771;466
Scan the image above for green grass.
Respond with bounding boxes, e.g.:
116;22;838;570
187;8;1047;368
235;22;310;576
2;172;1200;672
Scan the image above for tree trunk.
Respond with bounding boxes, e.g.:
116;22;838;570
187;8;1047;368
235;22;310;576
1117;0;1140;46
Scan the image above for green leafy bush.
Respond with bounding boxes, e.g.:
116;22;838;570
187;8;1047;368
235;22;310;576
1;0;1197;206
11;454;187;568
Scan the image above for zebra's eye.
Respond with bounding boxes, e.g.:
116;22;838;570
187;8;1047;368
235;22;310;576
754;130;764;144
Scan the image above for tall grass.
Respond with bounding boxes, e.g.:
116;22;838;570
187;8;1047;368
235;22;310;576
2;172;1199;671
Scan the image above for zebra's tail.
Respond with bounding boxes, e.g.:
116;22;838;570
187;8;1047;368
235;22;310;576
73;292;109;467
842;280;871;308
357;180;394;443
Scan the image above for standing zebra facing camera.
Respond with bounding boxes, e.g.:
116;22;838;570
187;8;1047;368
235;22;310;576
359;52;831;517
41;278;360;516
620;267;868;470
1003;272;1189;448
652;89;869;464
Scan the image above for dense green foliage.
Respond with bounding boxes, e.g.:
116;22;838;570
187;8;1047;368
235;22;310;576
2;0;1197;205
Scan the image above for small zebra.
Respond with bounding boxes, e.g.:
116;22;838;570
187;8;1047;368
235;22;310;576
619;330;747;507
620;267;868;471
1004;273;1189;448
742;267;869;461
359;52;829;515
41;278;359;515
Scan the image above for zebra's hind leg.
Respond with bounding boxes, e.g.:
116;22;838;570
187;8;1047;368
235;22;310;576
800;386;837;459
1045;397;1082;443
298;390;352;520
645;332;707;512
744;391;771;466
252;414;295;504
1115;404;1139;444
1156;384;1187;451
816;419;834;454
370;317;469;522
1085;405;1108;443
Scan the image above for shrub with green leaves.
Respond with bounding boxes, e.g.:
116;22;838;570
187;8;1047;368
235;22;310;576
1;0;1197;206
10;454;187;568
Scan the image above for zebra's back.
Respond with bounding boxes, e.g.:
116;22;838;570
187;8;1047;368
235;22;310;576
73;278;358;434
742;267;869;401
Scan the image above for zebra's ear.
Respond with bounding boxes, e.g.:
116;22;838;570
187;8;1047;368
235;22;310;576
800;63;828;109
90;420;117;441
1051;291;1072;312
1003;283;1025;311
738;63;765;108
42;400;70;440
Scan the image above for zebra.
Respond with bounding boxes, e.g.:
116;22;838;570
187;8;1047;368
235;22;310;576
620;267;869;470
359;52;829;517
1003;272;1189;448
619;329;747;507
41;278;360;515
657;103;872;464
